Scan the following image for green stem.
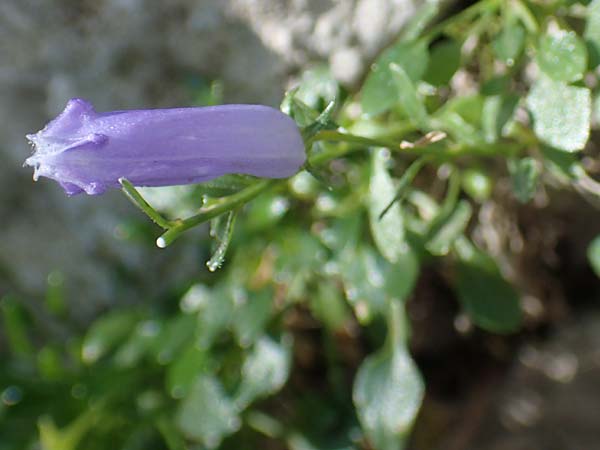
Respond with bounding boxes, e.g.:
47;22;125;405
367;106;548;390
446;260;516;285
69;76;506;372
156;179;277;247
422;0;501;41
386;300;408;350
379;155;431;219
119;178;174;230
308;129;445;166
309;129;402;149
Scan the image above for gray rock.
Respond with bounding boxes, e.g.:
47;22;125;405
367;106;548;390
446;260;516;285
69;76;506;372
473;315;600;449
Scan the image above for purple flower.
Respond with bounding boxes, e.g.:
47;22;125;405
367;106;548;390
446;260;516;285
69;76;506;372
25;98;306;195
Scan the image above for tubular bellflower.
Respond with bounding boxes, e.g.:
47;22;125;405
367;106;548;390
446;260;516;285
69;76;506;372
25;98;306;195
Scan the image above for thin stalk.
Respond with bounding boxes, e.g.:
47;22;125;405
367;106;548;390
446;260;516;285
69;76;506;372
157;179;277;247
386;300;408;350
119;178;174;229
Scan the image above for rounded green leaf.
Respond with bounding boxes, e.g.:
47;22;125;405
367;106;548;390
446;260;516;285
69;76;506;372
537;30;587;82
462;169;493;202
390;64;429;129
455;241;522;333
361;40;428;117
482;94;519;143
166;345;208;399
423;40;462;86
526;78;591;152
339;244;418;324
293;66;339;110
353;303;424;450
493;22;525;64
81;311;140;364
426;200;473;256
585;0;600;68
176;376;240;449
235;336;292;408
369;149;406;263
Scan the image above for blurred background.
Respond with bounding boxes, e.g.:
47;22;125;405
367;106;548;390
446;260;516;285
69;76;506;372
1;1;600;449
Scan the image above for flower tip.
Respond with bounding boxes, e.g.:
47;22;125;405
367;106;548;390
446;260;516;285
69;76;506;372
25;133;37;145
64;97;96;116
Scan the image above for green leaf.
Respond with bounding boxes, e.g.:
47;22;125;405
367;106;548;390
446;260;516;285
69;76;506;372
379;156;429;221
340;245;418;324
353;302;424;450
508;157;540;203
390;63;429;129
151;314;197;364
424;40;462;86
113;320;161;368
245;193;290;231
361;40;429;116
432;95;486;147
439;94;485;126
426;169;461;235
536;30;587;82
588;235;600;278
426;200;473;256
176;375;240;448
45;270;66;317
81;310;140;364
462;168;493;202
156;416;188;450
273;229;326;300
482;94;519;143
526;78;591;152
37;346;64;380
301;100;339;143
511;0;538;33
310;279;350;332
166;345;208;399
540;145;579;181
232;290;273;347
281;91;319;128
195;284;235;350
235;336;292;409
293;66;339;110
207;210;237;272
369;149;406;263
0;295;34;357
481;75;511;96
492;22;525;64
384;248;420;304
401;0;440;41
585;0;600;68
191;78;224;106
454;238;522;333
339;246;389;322
38;410;99;450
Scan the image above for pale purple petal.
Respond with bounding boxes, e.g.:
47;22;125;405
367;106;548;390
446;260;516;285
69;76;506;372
25;98;306;195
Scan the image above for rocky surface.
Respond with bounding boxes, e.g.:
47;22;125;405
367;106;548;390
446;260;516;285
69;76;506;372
0;0;443;316
472;315;600;450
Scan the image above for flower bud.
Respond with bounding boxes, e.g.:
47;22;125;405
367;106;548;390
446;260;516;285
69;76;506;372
25;98;305;195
